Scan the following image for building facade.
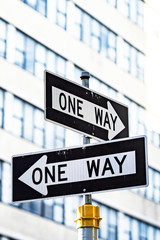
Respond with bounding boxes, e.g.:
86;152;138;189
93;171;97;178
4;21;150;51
0;0;160;239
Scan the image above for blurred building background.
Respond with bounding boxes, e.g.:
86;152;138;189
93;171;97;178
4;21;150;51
0;0;160;239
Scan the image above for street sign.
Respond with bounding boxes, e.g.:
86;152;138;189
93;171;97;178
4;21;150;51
12;136;148;202
44;71;129;141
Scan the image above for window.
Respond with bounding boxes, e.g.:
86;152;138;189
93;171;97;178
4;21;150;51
56;55;66;77
82;12;91;46
23;103;34;141
122;41;144;81
0;89;4;128
22;0;47;16
14;30;67;79
107;31;117;63
55;125;65;148
137;0;144;28
43;199;54;219
53;198;64;223
107;0;117;8
108;209;117;239
74;7;117;64
0;161;2;201
74;7;83;40
12;97;23;137
56;0;67;29
118;0;131;18
91;19;101;52
139;222;148;240
123;41;131;73
35;43;46;79
2;162;11;203
109;0;144;28
0;19;7;58
65;197;81;228
33;109;44;147
15;31;26;68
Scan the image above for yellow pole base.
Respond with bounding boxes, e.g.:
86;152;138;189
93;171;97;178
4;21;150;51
75;204;102;229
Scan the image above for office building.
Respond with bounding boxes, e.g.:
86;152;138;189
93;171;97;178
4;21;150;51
0;0;160;239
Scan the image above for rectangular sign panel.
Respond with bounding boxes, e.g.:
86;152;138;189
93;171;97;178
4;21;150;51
12;136;148;202
45;71;129;141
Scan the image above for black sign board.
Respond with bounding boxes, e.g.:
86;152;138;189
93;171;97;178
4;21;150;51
12;136;148;202
44;71;129;141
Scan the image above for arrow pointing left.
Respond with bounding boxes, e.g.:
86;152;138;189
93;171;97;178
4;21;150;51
18;155;48;196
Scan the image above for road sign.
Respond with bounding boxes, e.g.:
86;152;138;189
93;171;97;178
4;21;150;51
44;71;129;141
12;136;148;202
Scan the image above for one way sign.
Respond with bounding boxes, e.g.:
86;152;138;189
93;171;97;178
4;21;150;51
12;136;148;202
45;71;129;141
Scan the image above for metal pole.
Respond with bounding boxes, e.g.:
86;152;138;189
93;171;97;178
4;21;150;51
75;71;101;240
80;72;92;207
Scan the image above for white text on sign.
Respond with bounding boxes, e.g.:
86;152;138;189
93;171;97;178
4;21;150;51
52;87;125;140
18;151;136;195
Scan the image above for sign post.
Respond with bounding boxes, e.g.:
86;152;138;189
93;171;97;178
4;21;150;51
79;71;99;240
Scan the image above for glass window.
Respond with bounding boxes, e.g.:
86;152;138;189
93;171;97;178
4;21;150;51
33;109;44;146
155;229;160;240
45;121;55;149
0;161;2;201
23;103;34;141
137;0;144;28
118;0;131;18
116;0;144;28
153;170;160;203
2;162;11;203
74;66;83;84
65;197;80;228
26;37;35;74
107;0;117;8
99;205;108;239
146;168;154;201
35;43;46;79
43;199;54;219
56;55;66;77
0;19;7;58
101;26;108;57
82;13;91;46
74;7;83;40
53;198;64;224
46;50;56;73
139;222;147;240
91;19;101;52
30;201;42;215
137;51;144;81
15;31;26;68
108;209;117;239
56;0;67;29
130;47;137;77
12;97;23;137
37;0;47;16
107;31;117;63
0;89;4;128
23;0;47;16
25;0;37;8
122;41;131;73
55;126;65;148
123;215;131;240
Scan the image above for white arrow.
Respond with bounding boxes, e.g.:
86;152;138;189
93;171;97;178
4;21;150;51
107;101;125;140
52;87;125;140
18;155;48;195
